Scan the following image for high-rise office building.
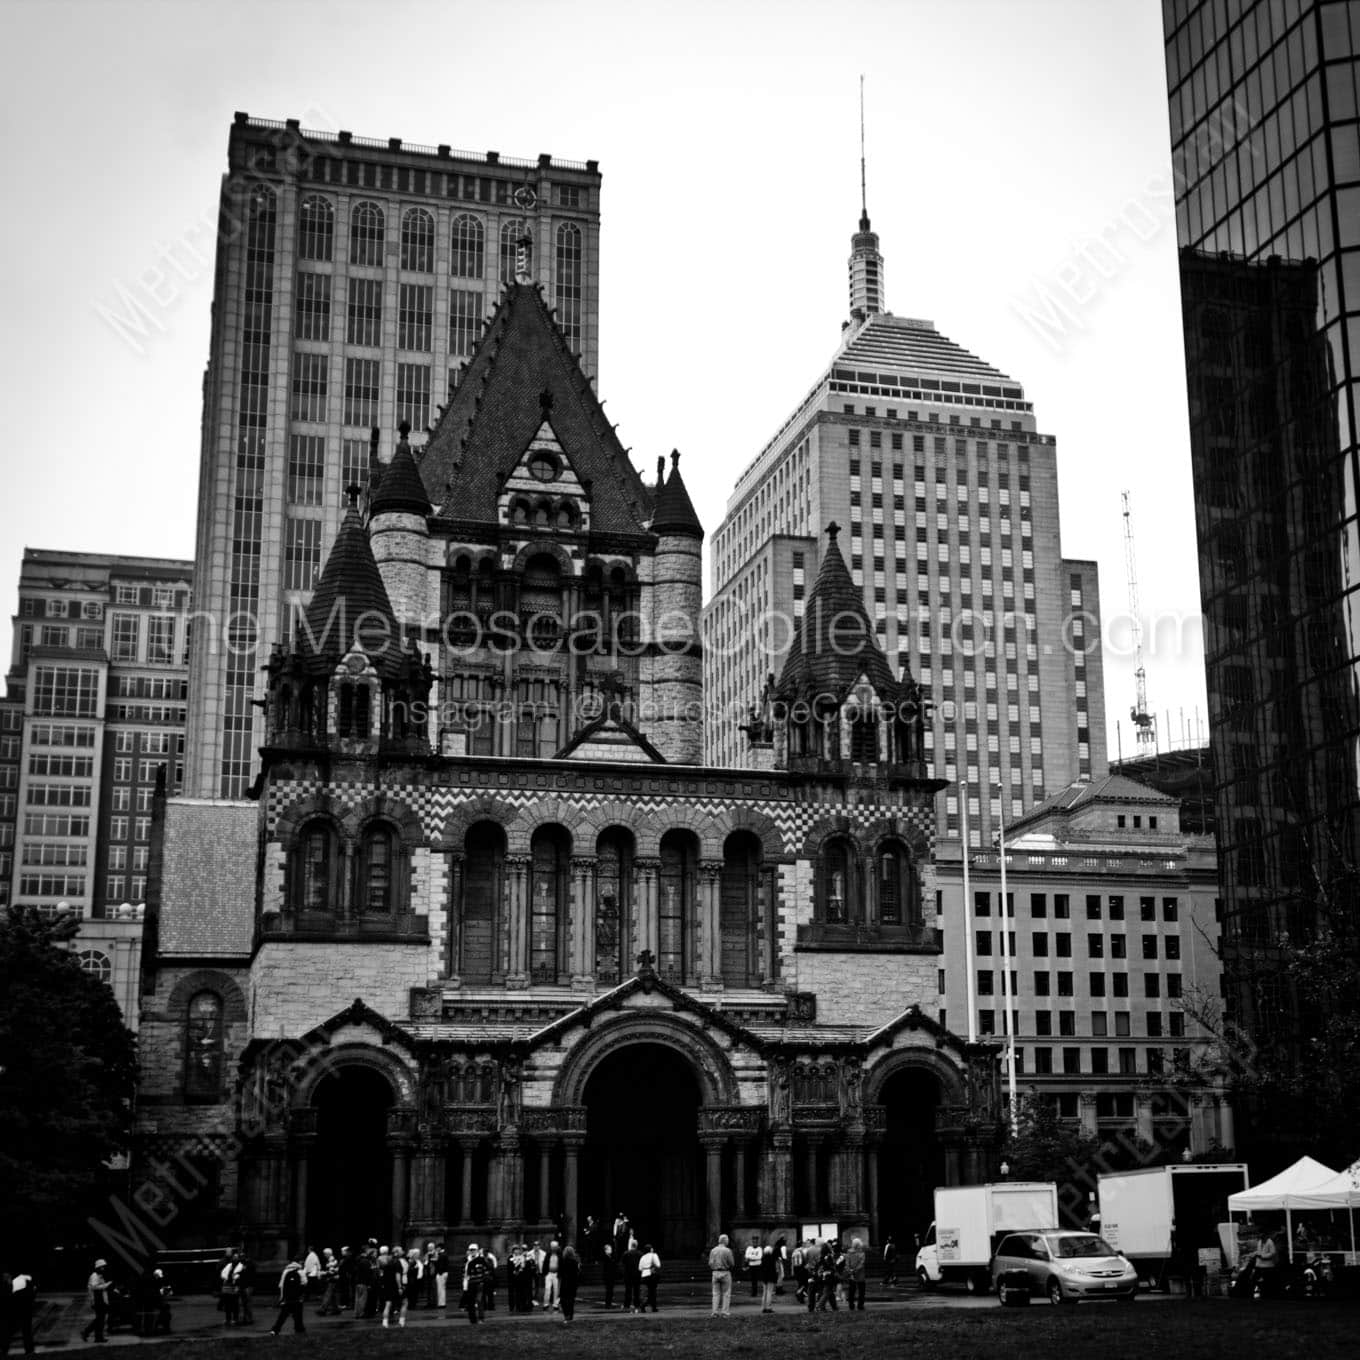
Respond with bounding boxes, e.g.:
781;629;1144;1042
1164;1;1360;1054
0;549;192;1027
185;114;603;798
706;210;1106;846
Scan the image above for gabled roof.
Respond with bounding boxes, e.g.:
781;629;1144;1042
554;707;666;763
420;283;652;535
775;524;905;702
1007;773;1177;835
836;312;1020;390
297;498;405;681
370;425;432;518
651;450;704;538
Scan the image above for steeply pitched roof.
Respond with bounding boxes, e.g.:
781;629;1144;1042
420;283;652;534
650;450;704;538
836;312;1021;391
297;498;405;681
775;524;904;702
370;424;432;518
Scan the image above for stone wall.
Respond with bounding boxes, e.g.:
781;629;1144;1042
250;942;432;1035
787;950;938;1028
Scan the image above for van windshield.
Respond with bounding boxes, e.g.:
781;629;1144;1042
1053;1235;1116;1258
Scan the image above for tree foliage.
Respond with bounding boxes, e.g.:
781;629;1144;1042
0;908;138;1253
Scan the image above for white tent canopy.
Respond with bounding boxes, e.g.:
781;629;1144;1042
1228;1156;1340;1212
1288;1160;1360;1210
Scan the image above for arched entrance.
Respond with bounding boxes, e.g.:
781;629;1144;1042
877;1067;944;1252
582;1044;703;1257
307;1065;395;1249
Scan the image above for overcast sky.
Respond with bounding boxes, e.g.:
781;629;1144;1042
0;0;1206;761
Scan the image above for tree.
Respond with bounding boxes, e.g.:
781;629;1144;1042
1000;1096;1103;1226
0;907;137;1255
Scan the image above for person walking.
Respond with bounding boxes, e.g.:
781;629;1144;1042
758;1245;778;1312
4;1265;37;1356
622;1238;642;1314
216;1254;239;1327
377;1248;402;1328
337;1247;355;1313
80;1259;111;1343
268;1261;306;1336
882;1235;898;1286
639;1243;662;1313
815;1243;839;1311
708;1233;735;1317
845;1237;867;1310
462;1245;489;1324
558;1244;581;1322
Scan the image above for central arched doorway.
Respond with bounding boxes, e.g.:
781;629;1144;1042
307;1065;395;1249
582;1044;703;1257
877;1067;944;1253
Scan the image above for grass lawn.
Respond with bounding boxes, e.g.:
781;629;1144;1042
115;1301;1358;1360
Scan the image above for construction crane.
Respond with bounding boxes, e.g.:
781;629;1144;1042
1122;491;1156;749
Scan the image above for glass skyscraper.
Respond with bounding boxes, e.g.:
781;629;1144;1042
1165;0;1360;1055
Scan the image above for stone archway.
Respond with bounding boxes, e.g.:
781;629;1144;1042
874;1065;947;1255
307;1064;396;1252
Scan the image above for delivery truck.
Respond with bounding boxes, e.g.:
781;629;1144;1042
1097;1163;1249;1287
915;1181;1060;1291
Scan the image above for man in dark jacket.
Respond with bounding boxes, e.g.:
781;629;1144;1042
463;1245;489;1324
622;1239;643;1314
268;1262;306;1335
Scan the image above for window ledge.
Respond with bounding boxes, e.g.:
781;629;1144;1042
795;922;938;954
261;911;429;942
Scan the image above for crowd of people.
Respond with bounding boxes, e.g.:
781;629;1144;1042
706;1234;871;1316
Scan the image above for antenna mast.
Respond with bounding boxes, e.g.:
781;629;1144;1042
860;74;867;219
1122;491;1156;749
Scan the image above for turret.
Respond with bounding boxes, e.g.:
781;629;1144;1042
369;421;432;629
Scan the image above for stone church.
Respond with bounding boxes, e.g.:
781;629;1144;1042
134;280;1003;1264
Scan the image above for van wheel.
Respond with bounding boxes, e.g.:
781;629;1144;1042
917;1269;936;1292
1047;1279;1067;1306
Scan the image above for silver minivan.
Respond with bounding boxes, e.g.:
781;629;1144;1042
991;1230;1138;1305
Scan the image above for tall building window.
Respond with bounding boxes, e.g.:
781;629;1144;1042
147;615;175;664
555;222;583;353
349;200;385;267
450;214;484;278
499;218;526;284
529;826;569;982
184;991;224;1101
449;289;482;357
343;357;380;428
396;363;431;432
284;517;322;591
33;666;99;717
398;283;433;352
293;819;336;912
111;613;139;662
346;278;383;347
358;824;396;913
297;195;334;261
290;353;328;423
341;439;369;497
288;434;326;505
399;207;435;273
295;271;331;341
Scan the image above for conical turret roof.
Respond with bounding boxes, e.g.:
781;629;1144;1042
370;423;432;518
651;450;704;538
296;495;405;682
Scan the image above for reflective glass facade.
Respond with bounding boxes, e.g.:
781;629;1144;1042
1165;0;1360;1042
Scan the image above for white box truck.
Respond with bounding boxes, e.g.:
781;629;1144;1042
915;1181;1060;1291
1097;1164;1249;1286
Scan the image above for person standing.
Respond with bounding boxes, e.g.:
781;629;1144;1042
845;1237;867;1310
558;1244;581;1322
216;1254;239;1327
744;1236;763;1296
401;1247;422;1325
301;1247;321;1301
268;1261;306;1336
236;1253;255;1325
337;1247;355;1313
600;1242;617;1309
792;1239;809;1302
433;1243;449;1310
541;1239;561;1312
316;1249;339;1315
882;1235;898;1286
80;1258;111;1343
5;1266;37;1356
639;1243;662;1313
708;1234;735;1317
377;1249;402;1328
424;1242;438;1308
352;1246;373;1320
1254;1229;1281;1299
758;1245;778;1313
622;1238;642;1314
462;1245;489;1324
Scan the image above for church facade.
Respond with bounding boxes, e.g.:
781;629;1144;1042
133;280;1003;1265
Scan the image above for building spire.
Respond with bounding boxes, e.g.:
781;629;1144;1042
848;77;885;321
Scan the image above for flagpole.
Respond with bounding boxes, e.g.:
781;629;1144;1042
997;800;1018;1132
961;782;977;1044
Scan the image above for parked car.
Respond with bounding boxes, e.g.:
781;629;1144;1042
991;1230;1138;1305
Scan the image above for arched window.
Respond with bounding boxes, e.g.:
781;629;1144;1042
529;826;570;983
358;823;398;913
338;682;371;738
460;822;504;982
720;831;762;985
522;552;563;651
821;836;856;924
294;818;338;912
554;222;582;352
499;218;526;284
400;208;435;272
349;201;385;267
298;195;335;261
451;214;484;278
78;949;111;984
595;827;634;983
658;830;698;983
877;840;917;926
184;990;224;1101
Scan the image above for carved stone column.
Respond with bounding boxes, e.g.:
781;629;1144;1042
570;857;596;989
863;1106;885;1246
288;1108;317;1252
562;1135;583;1240
839;1131;866;1218
539;1139;554;1222
409;1132;446;1236
733;1138;747;1219
1079;1092;1098;1137
698;860;723;988
339;840;357;922
444;851;464;982
634;857;659;961
504;855;530;987
803;1134;821;1217
457;1137;479;1226
770;1129;794;1220
388;1107;416;1246
499;1128;523;1237
700;1134;725;1246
